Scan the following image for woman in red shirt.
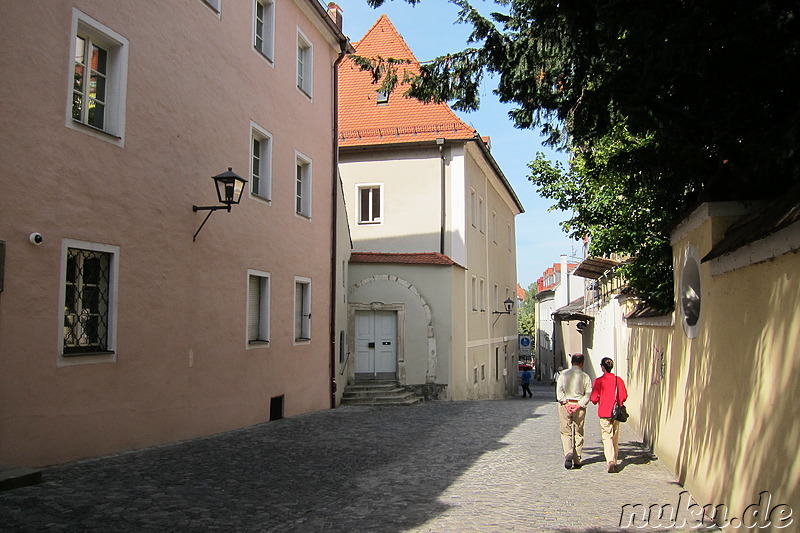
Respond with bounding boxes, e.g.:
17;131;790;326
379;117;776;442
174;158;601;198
590;357;627;473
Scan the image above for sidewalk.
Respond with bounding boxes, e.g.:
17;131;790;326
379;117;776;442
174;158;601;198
0;384;718;532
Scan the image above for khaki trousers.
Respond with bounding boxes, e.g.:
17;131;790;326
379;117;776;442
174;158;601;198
599;417;620;464
558;403;586;458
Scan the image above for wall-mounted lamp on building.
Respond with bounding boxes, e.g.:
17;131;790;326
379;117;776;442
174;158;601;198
192;168;247;241
493;298;515;315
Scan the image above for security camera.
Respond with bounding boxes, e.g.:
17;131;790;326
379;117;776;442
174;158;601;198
29;233;43;245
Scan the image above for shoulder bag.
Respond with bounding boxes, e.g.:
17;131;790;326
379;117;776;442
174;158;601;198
612;376;629;422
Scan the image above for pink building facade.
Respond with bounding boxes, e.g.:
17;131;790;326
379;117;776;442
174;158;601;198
0;1;349;466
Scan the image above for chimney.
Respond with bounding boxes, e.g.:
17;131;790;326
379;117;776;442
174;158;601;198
327;3;343;30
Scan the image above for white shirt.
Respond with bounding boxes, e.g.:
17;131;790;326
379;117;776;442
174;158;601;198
556;365;593;408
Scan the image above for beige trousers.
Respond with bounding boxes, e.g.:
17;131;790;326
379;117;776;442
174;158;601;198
558;403;586;458
599;417;620;464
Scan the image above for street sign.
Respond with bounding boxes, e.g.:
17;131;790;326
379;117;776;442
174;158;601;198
519;335;532;357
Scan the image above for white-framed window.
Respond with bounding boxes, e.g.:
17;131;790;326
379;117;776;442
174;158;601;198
471;275;478;311
478;196;485;233
203;0;221;13
492;211;497;243
294;277;312;342
297;29;313;96
67;9;128;145
247;270;270;345
59;239;119;363
250;123;272;201
357;184;382;224
470;189;477;227
479;278;486;312
494;283;499;312
295;152;312;217
254;0;275;62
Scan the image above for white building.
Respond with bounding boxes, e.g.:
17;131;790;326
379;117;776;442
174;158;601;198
535;254;584;379
337;16;524;400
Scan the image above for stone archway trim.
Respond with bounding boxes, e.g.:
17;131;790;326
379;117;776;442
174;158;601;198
349;274;437;383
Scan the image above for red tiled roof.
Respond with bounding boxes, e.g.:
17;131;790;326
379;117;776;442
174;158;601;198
339;15;476;147
350;252;455;265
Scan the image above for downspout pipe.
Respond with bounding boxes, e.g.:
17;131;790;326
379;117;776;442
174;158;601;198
437;138;446;254
329;35;350;410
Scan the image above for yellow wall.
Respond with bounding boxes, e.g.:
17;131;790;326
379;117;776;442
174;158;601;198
627;209;800;524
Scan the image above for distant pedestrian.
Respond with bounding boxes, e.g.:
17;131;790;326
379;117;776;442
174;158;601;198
590;357;628;473
520;368;532;398
551;366;563;385
556;354;592;469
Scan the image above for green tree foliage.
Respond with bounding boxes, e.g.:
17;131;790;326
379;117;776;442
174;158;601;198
359;0;800;311
517;283;537;338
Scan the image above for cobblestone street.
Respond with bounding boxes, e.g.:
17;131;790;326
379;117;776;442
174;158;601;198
0;384;718;532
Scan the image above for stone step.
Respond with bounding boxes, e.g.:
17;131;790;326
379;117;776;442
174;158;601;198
342;387;409;398
342;395;423;406
0;464;43;492
342;394;420;405
341;382;424;406
344;381;398;390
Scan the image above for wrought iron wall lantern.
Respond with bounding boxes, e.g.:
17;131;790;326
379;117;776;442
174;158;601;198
192;168;247;241
493;298;515;315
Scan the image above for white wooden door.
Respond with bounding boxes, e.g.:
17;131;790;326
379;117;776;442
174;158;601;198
355;311;397;378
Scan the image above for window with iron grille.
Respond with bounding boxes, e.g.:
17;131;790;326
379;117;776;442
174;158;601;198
63;248;112;355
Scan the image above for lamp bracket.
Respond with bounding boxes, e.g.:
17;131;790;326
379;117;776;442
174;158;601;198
192;205;232;213
191;205;231;241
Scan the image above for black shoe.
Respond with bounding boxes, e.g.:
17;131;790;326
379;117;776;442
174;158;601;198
564;453;574;470
573;457;582;469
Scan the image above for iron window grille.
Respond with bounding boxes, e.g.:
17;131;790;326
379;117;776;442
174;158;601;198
63;248;111;355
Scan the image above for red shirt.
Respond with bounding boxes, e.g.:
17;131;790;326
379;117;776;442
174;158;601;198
591;372;628;418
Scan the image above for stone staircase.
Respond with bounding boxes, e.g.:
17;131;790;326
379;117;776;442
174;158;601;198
341;381;423;406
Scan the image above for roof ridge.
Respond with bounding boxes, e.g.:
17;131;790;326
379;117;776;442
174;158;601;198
354;14;417;62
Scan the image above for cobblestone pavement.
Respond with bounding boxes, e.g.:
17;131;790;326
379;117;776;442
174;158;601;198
0;383;719;532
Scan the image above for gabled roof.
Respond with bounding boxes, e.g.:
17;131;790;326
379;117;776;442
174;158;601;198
338;15;476;147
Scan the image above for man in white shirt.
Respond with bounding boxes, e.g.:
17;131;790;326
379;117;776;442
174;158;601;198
556;353;593;469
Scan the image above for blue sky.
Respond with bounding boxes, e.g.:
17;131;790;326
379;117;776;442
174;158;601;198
336;0;581;289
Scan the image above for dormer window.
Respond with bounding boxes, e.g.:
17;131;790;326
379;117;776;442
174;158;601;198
376;90;389;105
